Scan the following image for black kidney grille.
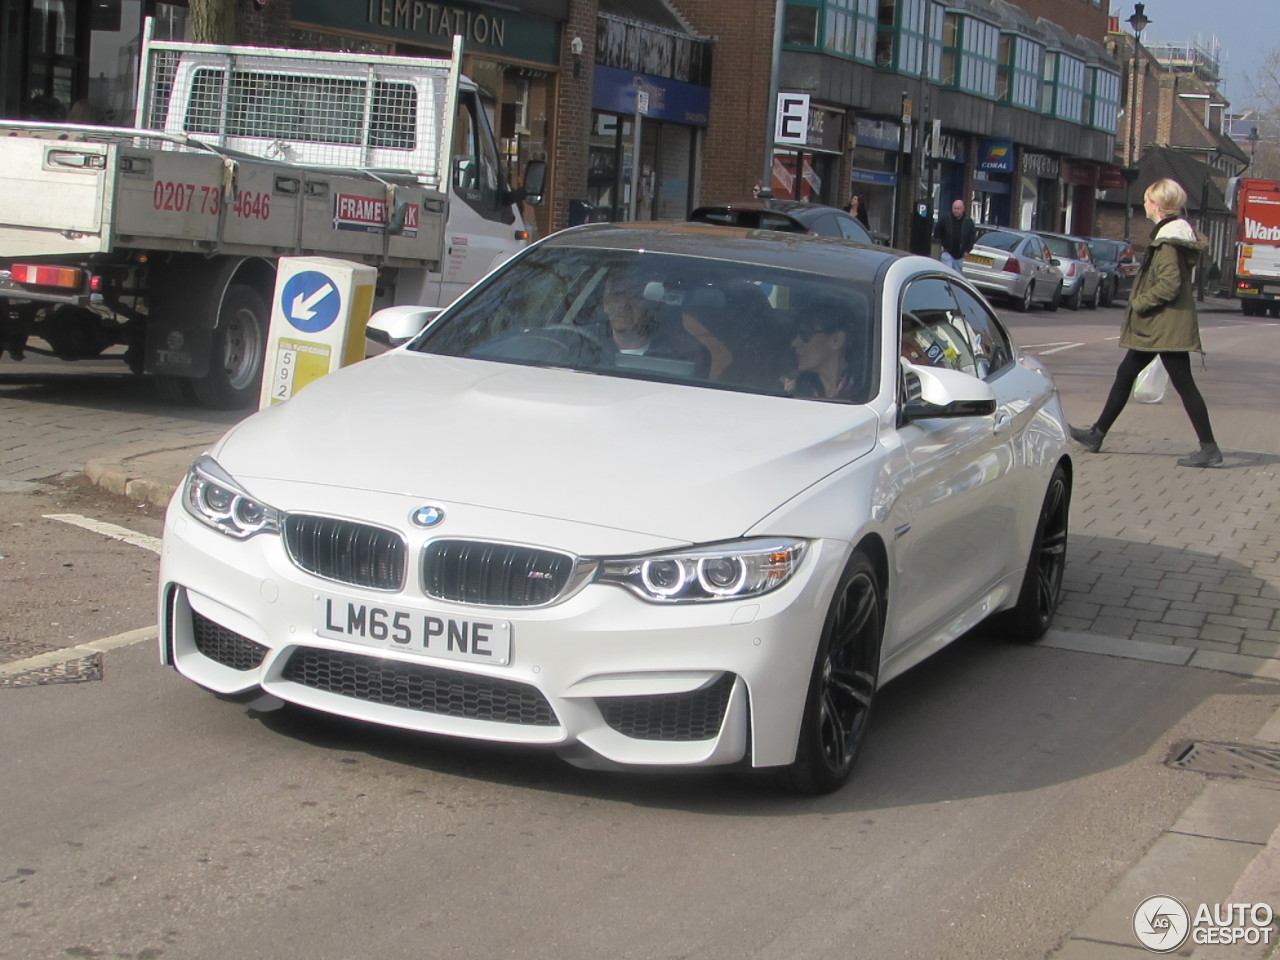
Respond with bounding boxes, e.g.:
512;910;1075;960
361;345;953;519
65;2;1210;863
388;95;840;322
598;673;736;741
423;540;575;606
282;647;558;726
192;610;268;671
283;514;406;590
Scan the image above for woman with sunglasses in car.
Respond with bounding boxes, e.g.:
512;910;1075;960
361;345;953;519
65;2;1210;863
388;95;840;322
784;310;857;400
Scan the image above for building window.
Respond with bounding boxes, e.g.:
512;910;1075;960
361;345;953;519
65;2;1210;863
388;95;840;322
1087;65;1120;132
785;0;876;62
942;13;998;97
876;0;942;76
998;33;1042;110
1043;50;1086;122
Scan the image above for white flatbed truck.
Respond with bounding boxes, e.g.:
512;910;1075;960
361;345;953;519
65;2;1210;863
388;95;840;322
0;22;544;407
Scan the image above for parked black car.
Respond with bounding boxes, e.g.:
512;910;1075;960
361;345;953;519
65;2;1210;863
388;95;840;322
689;199;875;245
1084;237;1139;306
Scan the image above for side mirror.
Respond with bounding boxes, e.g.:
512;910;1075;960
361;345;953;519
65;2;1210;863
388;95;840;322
365;305;442;356
509;159;547;206
1049;258;1061;267
900;360;997;422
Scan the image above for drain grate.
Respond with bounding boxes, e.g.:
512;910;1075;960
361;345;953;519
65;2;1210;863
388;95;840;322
0;654;103;688
1167;740;1280;783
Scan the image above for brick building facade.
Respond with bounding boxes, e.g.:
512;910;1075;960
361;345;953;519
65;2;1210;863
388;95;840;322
6;0;1138;243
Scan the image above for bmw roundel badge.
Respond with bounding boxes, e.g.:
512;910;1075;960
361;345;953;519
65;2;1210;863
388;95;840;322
411;505;445;527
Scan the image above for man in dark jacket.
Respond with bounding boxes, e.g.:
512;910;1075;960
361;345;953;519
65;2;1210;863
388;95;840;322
934;199;976;273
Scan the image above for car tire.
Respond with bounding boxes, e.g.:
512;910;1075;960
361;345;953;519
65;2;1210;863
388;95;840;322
191;283;268;410
782;550;883;795
1086;280;1100;309
1099;279;1113;308
1016;282;1034;312
1045;283;1061;312
1066;283;1082;310
1004;464;1070;642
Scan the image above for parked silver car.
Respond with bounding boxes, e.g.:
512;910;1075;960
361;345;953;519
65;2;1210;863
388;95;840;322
1039;233;1103;310
962;227;1064;312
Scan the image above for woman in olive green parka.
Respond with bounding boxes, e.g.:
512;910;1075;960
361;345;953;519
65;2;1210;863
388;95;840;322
1070;178;1220;467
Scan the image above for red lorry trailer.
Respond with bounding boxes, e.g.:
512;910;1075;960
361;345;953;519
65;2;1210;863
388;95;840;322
1231;177;1280;317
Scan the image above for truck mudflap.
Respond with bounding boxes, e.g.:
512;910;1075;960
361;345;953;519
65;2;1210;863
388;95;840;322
145;317;214;378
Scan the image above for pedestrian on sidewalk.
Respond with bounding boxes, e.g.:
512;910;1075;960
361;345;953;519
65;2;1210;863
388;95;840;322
1069;178;1221;467
933;199;976;273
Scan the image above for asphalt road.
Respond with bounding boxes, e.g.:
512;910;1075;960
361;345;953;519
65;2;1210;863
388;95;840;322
2;297;1279;959
3;605;1273;960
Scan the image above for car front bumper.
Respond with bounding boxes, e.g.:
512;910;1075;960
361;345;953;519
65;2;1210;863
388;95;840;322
159;496;848;771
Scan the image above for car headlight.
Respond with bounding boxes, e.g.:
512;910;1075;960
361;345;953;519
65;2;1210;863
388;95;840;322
595;539;807;603
182;454;280;540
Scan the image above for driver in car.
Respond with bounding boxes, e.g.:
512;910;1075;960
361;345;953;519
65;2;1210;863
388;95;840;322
602;272;710;376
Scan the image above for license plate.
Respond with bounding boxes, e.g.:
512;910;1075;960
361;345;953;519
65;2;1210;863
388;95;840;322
965;254;993;266
1239;287;1259;295
314;595;512;666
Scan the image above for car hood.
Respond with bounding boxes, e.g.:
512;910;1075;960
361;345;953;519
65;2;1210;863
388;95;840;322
215;353;879;542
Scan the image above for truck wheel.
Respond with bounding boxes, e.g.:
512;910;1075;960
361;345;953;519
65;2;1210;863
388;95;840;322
191;284;267;409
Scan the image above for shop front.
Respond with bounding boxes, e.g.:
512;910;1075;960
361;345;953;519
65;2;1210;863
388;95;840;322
931;131;967;220
850;116;903;245
974;138;1016;226
1020;151;1060;233
589;64;708;222
1060;158;1099;236
1;0;189;122
290;0;564;238
771;100;845;207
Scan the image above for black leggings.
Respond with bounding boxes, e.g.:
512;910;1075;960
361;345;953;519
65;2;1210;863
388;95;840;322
1096;350;1215;443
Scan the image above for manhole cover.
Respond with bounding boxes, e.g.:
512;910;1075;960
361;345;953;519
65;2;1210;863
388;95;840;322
1167;740;1280;783
0;654;103;688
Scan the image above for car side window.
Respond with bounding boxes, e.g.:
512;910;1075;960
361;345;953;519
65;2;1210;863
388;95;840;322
808;212;839;237
900;277;1014;381
944;282;1014;380
836;215;870;242
899;277;976;375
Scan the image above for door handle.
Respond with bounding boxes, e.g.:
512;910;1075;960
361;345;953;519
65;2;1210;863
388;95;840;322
993;412;1013;435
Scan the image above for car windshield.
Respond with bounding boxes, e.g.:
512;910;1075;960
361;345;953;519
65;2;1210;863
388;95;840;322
975;229;1022;252
410;245;878;403
1042;236;1078;258
1089;240;1122;261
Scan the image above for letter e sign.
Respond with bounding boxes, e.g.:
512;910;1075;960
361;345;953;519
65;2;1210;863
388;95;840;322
775;93;810;146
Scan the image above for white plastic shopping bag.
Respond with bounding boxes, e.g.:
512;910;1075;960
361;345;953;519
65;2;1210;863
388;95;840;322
1132;357;1168;403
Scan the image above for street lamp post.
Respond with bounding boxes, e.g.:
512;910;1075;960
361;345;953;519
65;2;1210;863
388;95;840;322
1123;3;1151;242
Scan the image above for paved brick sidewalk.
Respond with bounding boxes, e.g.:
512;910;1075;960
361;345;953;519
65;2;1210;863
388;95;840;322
1048;430;1280;678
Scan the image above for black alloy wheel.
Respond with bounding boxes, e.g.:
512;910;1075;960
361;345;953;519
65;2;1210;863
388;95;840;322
783;551;883;794
1006;464;1070;641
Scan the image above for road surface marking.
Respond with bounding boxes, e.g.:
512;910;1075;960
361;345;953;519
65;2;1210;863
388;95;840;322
0;626;155;677
44;514;161;554
1023;341;1084;355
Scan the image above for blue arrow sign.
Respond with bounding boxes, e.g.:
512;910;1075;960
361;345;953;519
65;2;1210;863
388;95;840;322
281;270;341;333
